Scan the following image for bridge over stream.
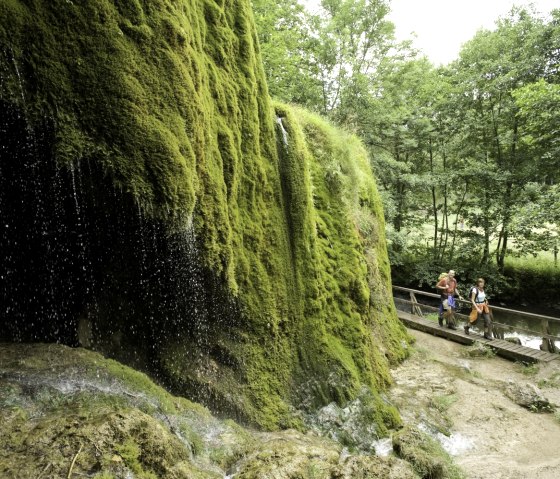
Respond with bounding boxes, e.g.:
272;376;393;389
393;286;560;364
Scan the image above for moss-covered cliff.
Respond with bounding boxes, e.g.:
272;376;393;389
0;0;410;429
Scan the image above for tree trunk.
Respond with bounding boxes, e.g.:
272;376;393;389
449;183;468;259
482;189;491;265
497;118;518;271
429;140;438;257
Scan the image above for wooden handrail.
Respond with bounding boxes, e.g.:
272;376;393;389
392;285;560;324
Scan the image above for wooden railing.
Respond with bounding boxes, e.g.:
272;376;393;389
392;285;560;353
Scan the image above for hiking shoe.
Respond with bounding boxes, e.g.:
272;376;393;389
438;317;443;327
464;325;470;335
448;325;457;330
484;334;492;340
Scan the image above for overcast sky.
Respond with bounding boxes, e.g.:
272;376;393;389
389;0;558;65
303;0;558;65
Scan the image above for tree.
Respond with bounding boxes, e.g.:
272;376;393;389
513;79;560;182
251;0;324;109
252;0;394;117
448;7;554;269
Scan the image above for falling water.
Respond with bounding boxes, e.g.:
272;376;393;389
276;116;289;149
10;52;26;107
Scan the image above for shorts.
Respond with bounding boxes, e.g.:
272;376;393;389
443;295;456;310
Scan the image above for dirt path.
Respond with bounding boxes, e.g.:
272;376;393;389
389;330;560;479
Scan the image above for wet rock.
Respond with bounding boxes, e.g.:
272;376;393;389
305;387;400;453
332;456;417;479
462;341;495;358
0;343;422;479
504;382;556;412
230;430;417;479
392;425;464;479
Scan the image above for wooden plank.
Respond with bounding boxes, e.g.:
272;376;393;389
505;344;529;353
533;350;556;360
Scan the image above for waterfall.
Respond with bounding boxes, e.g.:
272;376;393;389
276;116;289;149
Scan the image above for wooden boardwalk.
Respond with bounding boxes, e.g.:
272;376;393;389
397;310;560;364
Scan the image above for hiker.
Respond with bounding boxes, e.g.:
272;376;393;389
436;270;463;329
464;278;493;340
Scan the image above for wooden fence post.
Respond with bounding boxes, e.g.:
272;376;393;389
410;292;423;317
541;319;555;353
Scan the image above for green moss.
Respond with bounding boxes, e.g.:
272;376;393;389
393;426;465;479
0;0;410;429
115;440;156;479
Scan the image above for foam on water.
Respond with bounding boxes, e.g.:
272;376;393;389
372;437;393;457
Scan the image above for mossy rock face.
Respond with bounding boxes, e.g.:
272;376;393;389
0;0;410;428
0;343;421;479
0;343;251;478
227;429;418;479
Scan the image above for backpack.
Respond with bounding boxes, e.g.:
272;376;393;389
470;287;480;303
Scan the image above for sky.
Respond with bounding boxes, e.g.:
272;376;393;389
303;0;558;65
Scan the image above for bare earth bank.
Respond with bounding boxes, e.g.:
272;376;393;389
389;329;560;479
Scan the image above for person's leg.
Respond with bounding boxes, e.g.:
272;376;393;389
464;313;474;334
438;297;444;326
483;313;492;339
447;296;457;329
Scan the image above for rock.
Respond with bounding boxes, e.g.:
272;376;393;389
230;430;416;479
0;343;428;479
332;456;417;479
306;387;401;453
462;341;495;358
392;425;464;479
504;382;555;412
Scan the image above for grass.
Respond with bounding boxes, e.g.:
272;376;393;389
430;394;458;414
538;372;560;389
425;313;439;323
506;254;557;271
460;342;496;359
517;362;540;376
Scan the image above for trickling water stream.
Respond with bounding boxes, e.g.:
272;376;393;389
276;116;289;149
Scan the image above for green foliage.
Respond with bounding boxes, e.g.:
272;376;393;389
514;79;560;177
518;363;539;376
501;256;560;304
252;0;395;117
538;371;560;389
362;8;560;287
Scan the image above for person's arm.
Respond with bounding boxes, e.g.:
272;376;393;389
436;279;446;291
